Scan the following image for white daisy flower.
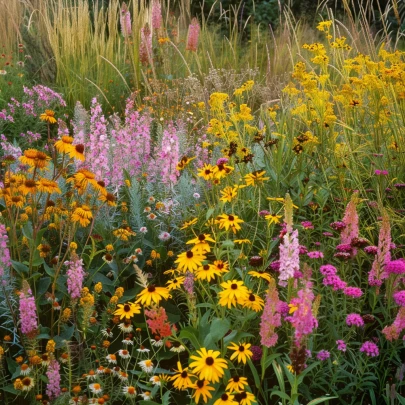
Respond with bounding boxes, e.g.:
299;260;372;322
170;344;186;353
89;383;103;394
149;375;161;386
158;231;171;241
136;346;150;353
122;338;134;345
150;338;164;347
139;227;148;234
20;364;31;375
101;329;113;338
118;349;131;359
123;386;137;397
119;371;129;382
139;391;152;400
106;354;117;364
138;359;154;373
118;323;134;333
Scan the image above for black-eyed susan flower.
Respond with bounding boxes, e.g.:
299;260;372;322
68;144;85;161
8;195;25;208
235;391;257;405
216;214;244;233
174;250;206;273
227;342;253;364
170;361;195;390
166;277;185;291
220;186;238;203
213;393;237;405
176;156;196;170
189;348;228;383
37;178;61;194
226;375;249;392
197;164;215;180
54;136;74;154
67;169;98;189
135;285;170;306
180;217;198;230
244;170;269;186
248;270;272;283
114;302;141;320
40;110;57;124
99;192;117;206
192;379;215;404
196;264;221;282
265;214;282;225
211;260;229;273
71;205;93;227
241;293;264;312
213;163;234;179
218;280;250;308
37;244;51;258
19;179;37;195
186;234;215;253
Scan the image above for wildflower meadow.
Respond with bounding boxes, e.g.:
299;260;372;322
0;0;405;404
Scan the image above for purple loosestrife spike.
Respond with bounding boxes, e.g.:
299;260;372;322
19;281;38;337
46;360;61;399
260;279;281;347
340;193;359;255
183;271;194;296
383;307;405;341
140;24;152;65
120;2;132;37
0;223;11;279
186;18;200;52
368;210;391;287
65;253;85;299
151;0;163;30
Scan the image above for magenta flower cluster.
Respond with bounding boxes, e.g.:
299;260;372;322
46;360;61;399
346;313;364;327
316;350;330;361
19;287;38;335
360;341;379;357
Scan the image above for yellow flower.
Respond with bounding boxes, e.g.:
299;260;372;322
176;156;196;171
37;244;51;258
264;214;282;225
227;342;253;364
180;217;198;230
248;270;272;283
19;179;37;195
196;264;222;282
99;192;117;206
220;186;238;203
213;163;234;180
40;110;57;124
54;136;74;154
19;149;51;169
218;280;250;308
213;393;237;405
215;214;244;233
192;379;215;404
166;277;185;291
316;20;332;32
135;285;171;306
236;391;257;405
244;171;269;187
170;361;195;390
175;250;206;273
68;144;85;161
197;164;216;181
226;376;249;392
94;282;103;293
288;303;298;314
37;178;61;194
71;205;93;227
105;244;114;252
114;302;141;319
189;348;228;383
241;293;264;312
234;239;251;244
186;234;216;253
46;339;56;353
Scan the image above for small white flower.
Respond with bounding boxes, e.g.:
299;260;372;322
0;70;7;75
136;346;150;353
86;371;97;380
150;338;164;347
139;391;152;400
122;338;134;345
20;365;31;375
112;366;121;376
119;371;129;381
138;359;154;373
119;349;131;359
149;375;161;386
123;386;137;397
96;366;105;375
118;323;134;333
148;196;155;203
158;231;171;241
193;192;200;199
89;383;103;394
170;344;186;353
106;354;117;364
135;248;143;255
101;328;113;338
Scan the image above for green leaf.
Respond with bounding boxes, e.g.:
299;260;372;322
0;384;19;394
6;357;18;375
209;318;230;342
397;394;405;405
206;207;215;220
37;277;51;296
179;327;201;349
11;260;29;275
161;391;171;405
44;262;55;277
307;397;338;405
270;390;291;401
22;221;33;240
247;359;260;389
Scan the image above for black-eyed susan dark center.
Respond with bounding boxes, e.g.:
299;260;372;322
148;285;156;293
205;357;214;366
231;283;238;290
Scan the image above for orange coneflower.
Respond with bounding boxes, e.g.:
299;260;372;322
54;136;74;154
68;144;85;161
40;110;57;124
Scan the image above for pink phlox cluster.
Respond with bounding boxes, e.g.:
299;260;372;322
19;287;38;335
0;109;14;122
0;223;11;278
278;229;300;286
346;313;364;327
46;360;61;399
65;254;86;299
307;251;324;259
360;341;379;357
186;18;200;51
319;264;347;291
120;2;132;37
386;259;405;275
260;282;282;347
343;286;363;298
23;85;66;108
286;280;318;347
0;136;22;159
152;0;163;30
394;291;405;307
368;213;391;286
316;350;330;361
382;307;405;341
336;340;347;352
